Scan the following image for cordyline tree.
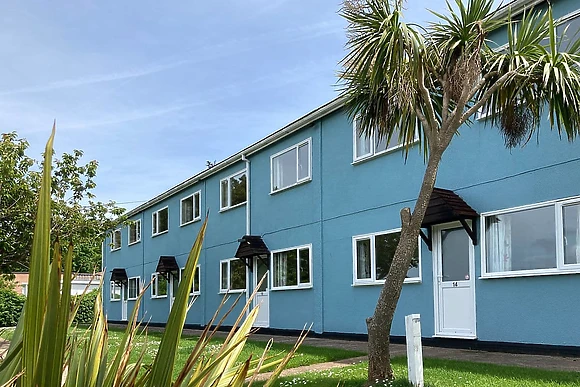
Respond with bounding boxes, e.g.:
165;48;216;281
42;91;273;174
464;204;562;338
339;0;580;382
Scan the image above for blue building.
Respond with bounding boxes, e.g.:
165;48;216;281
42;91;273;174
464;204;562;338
103;0;580;353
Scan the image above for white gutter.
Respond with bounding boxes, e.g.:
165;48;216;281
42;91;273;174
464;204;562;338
241;154;250;235
494;0;546;20
124;96;345;218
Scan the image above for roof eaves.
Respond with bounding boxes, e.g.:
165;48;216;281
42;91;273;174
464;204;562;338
124;95;346;218
494;0;546;20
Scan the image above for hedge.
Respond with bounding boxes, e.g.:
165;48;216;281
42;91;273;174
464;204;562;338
0;289;25;327
72;289;99;325
0;288;99;327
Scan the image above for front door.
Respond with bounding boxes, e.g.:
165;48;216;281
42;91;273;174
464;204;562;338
169;271;179;310
253;258;269;328
121;282;128;321
433;223;476;338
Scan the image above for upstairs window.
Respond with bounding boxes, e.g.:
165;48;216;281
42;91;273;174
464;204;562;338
128;220;141;245
111;229;121;251
181;191;201;226
152;207;169;236
151;272;168;298
220;259;246;293
271;139;311;192
220;170;247;211
353;119;411;162
272;245;312;290
353;230;421;285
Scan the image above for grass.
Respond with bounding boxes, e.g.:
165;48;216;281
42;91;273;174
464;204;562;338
260;357;580;387
103;327;363;379
2;325;363;379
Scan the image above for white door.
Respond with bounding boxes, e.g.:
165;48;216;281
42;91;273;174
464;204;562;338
433;223;476;338
121;282;128;321
169;271;179;310
253;258;269;328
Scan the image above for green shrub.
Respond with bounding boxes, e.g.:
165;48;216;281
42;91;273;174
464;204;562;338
0;288;25;327
72;289;98;325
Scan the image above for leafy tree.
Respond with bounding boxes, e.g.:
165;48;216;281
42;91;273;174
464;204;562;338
339;0;580;382
0;132;124;273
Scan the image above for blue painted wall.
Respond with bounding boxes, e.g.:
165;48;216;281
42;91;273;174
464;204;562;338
103;0;580;347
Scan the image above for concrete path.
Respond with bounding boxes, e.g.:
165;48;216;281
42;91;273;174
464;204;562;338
123;325;580;373
251;356;368;382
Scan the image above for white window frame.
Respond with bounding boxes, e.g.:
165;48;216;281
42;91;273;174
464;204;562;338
150;272;168;299
270;138;312;194
219;169;247;212
352;228;422;286
128;219;141;246
270;244;313;291
152;206;169;237
127;276;140;300
180;266;201;296
352;118;419;163
180;191;202;226
110;281;121;302
111;229;122;251
481;196;580;279
219;258;247;293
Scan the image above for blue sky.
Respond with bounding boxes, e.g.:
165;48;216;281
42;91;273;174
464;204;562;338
1;1;465;210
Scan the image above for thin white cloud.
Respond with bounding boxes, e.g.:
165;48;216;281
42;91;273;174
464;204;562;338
0;59;192;96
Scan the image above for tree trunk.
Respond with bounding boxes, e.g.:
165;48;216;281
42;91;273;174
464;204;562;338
366;149;443;385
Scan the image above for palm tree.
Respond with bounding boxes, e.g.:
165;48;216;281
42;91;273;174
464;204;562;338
339;0;580;383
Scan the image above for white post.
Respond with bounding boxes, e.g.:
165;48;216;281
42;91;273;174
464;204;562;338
405;314;424;387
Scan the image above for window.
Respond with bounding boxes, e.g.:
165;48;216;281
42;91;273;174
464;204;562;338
180;266;201;295
220;170;247;211
271;245;312;290
181;191;201;226
128;220;141;245
482;198;580;278
219;259;246;292
128;277;140;300
555;12;580;51
152;207;169;236
353;230;421;285
151;272;168;298
271;139;311;192
111;229;121;251
353;119;414;162
110;281;121;301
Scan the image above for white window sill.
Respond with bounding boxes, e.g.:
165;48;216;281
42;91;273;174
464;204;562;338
128;240;141;246
151;295;168;299
152;230;169;238
127;298;138;301
110;247;121;252
180;218;201;227
219;201;247;213
480;268;580;280
110;299;121;302
190;292;200;297
218;289;246;294
270;178;312;195
271;285;313;291
352;278;422;286
352;141;417;165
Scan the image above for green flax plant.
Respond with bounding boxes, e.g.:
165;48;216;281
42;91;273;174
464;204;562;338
0;125;305;386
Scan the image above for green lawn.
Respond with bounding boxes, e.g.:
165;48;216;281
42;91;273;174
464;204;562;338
261;357;580;387
103;327;364;378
